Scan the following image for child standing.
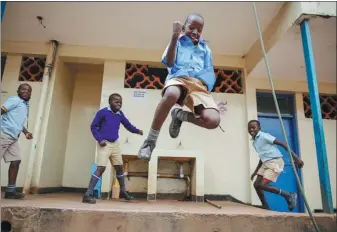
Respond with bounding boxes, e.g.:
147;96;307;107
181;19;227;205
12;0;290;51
82;93;143;204
248;120;304;211
138;13;220;161
1;83;33;199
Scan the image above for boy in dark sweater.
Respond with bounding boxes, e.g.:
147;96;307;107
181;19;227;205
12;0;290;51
82;93;143;204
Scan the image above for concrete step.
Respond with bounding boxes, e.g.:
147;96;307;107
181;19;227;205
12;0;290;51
1;193;336;232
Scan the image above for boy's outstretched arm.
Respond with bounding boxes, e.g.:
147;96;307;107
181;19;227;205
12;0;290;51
121;113;143;135
273;139;304;168
251;160;263;181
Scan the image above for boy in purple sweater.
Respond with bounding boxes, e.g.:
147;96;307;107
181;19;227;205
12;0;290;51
82;93;143;204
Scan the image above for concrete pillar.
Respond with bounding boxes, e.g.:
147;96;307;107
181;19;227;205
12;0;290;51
23;40;59;194
244;78;260;205
147;155;158;201
300;19;333;213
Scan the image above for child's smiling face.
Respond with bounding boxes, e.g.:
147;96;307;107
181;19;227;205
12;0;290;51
248;121;260;137
17;84;32;101
109;95;122;112
183;16;204;45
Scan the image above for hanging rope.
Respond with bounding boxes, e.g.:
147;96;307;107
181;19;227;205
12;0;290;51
252;3;321;232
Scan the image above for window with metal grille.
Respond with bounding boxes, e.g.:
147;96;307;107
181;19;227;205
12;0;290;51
19;56;46;82
124;63;243;94
212;69;242;94
303;93;337;120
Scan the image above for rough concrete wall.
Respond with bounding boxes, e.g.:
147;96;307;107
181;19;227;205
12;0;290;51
2;206;336;232
301;2;336;17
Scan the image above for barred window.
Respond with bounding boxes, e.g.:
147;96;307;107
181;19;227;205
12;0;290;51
212;69;242;94
124;63;243;94
19;56;46;82
303;93;337;120
124;63;166;89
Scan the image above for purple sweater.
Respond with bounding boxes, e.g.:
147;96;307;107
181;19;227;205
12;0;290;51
91;107;139;142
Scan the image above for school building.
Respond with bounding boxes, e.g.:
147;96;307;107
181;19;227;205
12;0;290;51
1;2;336;214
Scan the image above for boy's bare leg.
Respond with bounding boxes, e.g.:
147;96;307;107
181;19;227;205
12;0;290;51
4;160;25;199
151;86;181;130
253;176;270;209
254;176;298;211
138;86;181;160
169;107;220;138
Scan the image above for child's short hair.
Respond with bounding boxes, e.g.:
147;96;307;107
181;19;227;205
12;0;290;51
184;13;204;25
18;83;32;90
108;93;122;102
248;119;260;127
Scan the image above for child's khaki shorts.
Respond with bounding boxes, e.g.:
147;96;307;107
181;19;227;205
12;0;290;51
162;77;218;115
1;132;21;163
257;158;284;182
96;140;123;166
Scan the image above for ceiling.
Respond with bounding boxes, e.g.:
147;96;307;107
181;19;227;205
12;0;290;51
1;2;283;56
2;2;335;83
249;17;336;83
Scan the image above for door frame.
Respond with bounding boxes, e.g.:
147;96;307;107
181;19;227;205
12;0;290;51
256;92;305;213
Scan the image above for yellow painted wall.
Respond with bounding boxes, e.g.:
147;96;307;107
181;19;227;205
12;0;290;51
38;61;76;187
95;61;251;202
1;55;42;187
62;65;103;188
295;93;336;210
1;42;335;211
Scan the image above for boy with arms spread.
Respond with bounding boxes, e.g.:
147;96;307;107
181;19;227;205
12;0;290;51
1;83;33;199
83;93;143;204
248;120;304;211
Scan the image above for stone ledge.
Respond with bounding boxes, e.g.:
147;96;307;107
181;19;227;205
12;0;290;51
2;206;336;232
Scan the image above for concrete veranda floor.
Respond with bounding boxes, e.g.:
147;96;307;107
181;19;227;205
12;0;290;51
1;193;336;232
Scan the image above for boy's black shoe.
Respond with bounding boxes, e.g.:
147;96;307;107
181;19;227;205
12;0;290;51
120;191;134;201
286;192;297;211
169;108;183;138
82;193;96;204
4;190;24;199
138;140;156;161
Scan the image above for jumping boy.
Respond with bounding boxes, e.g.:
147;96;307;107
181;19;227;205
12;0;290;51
138;13;220;161
248;120;304;211
82;93;143;204
1;83;33;199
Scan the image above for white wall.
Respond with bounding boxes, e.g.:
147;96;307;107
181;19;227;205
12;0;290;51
62;66;103;188
296;93;336;210
96;61;250;202
1;55;42;187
